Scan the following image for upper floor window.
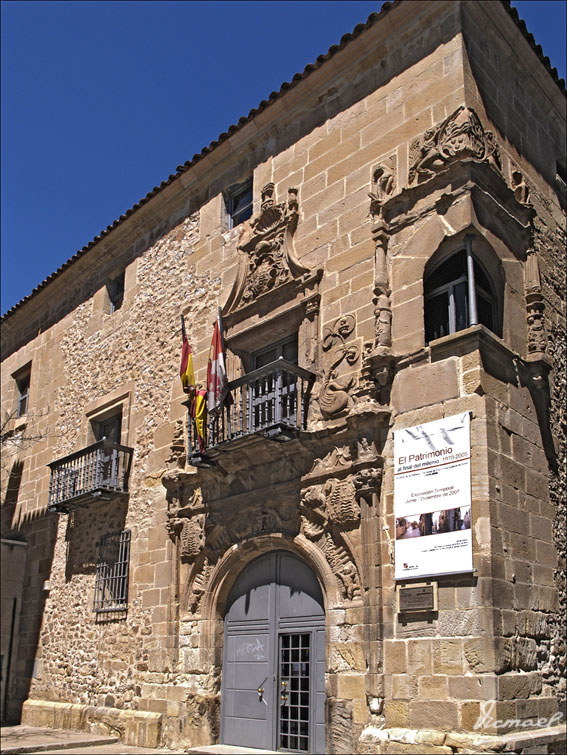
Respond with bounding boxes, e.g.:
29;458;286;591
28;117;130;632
424;237;498;344
92;410;122;443
15;367;31;417
107;271;125;314
252;335;298;369
226;179;253;228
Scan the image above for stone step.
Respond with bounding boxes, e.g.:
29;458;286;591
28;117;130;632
0;727;120;755
186;746;279;755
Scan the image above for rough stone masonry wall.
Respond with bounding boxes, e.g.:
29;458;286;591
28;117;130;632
4;208;223;744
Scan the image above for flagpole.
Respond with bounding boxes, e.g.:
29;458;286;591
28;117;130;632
217;307;227;358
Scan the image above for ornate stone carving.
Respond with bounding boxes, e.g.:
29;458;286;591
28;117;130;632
511;169;530;205
166;419;186;467
319;315;360;418
309;445;353;476
525;250;546;356
368;156;396;215
165;486;206;562
188;557;213;613
224;184;309;313
324;478;360;527
408;106;501;184
179;515;206;560
207;502;298;559
365;350;397;405
300;467;381;534
321;533;361;601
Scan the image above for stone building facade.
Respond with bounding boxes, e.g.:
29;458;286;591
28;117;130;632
1;1;565;753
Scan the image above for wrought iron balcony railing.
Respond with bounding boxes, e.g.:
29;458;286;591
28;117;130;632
48;439;134;512
189;358;315;460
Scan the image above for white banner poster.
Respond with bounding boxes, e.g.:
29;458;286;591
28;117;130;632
394;412;473;580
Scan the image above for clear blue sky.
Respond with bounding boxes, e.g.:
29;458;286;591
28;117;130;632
1;0;565;316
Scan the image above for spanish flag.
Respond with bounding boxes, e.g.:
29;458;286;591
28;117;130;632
179;315;195;398
191;389;207;452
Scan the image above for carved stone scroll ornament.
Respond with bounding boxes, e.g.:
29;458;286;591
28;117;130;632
224;184;309;313
408;106;501;184
318;315;360;419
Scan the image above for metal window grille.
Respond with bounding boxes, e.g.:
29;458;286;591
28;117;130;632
93;529;131;613
278;632;311;752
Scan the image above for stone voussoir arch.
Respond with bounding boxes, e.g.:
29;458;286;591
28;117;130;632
200;532;343;629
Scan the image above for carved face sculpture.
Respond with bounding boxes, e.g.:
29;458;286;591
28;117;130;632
375;360;394;387
336;317;352;339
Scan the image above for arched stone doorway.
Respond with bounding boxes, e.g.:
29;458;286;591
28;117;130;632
221;550;326;754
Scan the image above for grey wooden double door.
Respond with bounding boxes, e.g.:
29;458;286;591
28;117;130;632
221;551;326;754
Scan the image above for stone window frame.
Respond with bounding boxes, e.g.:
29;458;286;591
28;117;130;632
423;232;504;348
106;270;125;314
12;363;32;418
224;177;253;230
84;383;134;448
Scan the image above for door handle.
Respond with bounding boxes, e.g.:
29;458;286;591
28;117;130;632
257;677;268;701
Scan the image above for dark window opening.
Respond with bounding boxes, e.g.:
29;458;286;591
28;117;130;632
93;411;122;443
226;179;253;228
108;272;125;313
424;242;498;345
252;335;298;369
93;529;131;613
15;370;30;417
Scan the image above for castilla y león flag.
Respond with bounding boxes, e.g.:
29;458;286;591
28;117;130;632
206;312;228;415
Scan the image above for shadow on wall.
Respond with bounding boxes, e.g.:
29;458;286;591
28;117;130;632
1;499;58;723
65;500;128;581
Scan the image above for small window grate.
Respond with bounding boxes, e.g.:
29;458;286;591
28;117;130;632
93;529;131;613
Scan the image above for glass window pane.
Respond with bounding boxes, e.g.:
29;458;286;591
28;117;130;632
425;250;466;293
254;347;278;369
425;292;449;343
282;339;298;364
454;281;469;332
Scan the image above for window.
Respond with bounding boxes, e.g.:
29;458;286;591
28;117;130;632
15;368;31;417
93;411;122;443
251;336;299;427
252;335;298;369
93;529;131;613
226;178;253;228
107;271;125;313
424;238;498;344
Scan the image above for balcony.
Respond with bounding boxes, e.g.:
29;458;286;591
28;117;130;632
189;358;315;464
48;439;134;513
